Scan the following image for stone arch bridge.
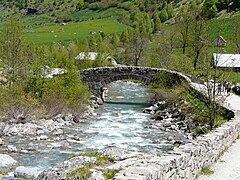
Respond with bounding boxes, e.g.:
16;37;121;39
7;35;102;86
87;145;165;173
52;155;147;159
80;66;192;99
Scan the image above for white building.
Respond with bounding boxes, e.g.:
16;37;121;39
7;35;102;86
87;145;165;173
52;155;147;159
213;53;240;71
42;67;67;78
75;52;118;66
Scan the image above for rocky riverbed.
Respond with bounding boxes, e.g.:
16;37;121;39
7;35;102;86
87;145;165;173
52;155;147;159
0;81;195;179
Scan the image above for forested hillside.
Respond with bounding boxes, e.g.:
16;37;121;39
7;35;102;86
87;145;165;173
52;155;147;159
1;0;239;24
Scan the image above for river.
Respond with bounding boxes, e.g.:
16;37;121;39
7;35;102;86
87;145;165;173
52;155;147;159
0;81;174;179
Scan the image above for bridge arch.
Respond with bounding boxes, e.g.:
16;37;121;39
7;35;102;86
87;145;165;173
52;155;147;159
80;66;191;99
98;74;152;87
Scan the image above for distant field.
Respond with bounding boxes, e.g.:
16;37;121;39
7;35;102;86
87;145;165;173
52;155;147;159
71;7;128;21
24;17;126;44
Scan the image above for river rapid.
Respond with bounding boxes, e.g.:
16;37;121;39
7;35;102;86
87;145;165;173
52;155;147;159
0;81;174;179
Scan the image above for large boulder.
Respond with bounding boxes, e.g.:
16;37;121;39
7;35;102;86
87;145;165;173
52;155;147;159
0;154;18;174
14;166;42;179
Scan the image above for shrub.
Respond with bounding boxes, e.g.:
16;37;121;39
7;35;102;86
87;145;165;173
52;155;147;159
41;72;90;117
159;9;168;22
0;86;41;122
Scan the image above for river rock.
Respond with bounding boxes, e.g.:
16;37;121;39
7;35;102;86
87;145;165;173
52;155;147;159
89;170;105;180
36;130;47;135
0;138;3;146
53;129;64;135
64;114;74;122
37;135;48;140
14;166;41;179
156;101;166;110
37;156;96;180
96;97;103;105
0;122;5;136
3;123;38;136
143;105;158;114
7;145;18;152
0;154;18;174
99;147;143;161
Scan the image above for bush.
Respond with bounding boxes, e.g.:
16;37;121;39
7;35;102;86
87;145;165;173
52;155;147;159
0;86;41;122
159;9;168;22
41;72;90;117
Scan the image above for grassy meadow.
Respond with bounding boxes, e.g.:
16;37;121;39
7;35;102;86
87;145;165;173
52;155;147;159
24;17;126;44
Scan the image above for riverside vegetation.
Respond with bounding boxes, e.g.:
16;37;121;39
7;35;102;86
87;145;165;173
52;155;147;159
0;0;239;140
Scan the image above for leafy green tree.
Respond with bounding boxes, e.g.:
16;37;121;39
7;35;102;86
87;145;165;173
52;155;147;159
191;17;209;70
76;0;85;10
1;17;25;87
111;32;120;46
126;28;149;66
120;29;130;44
153;12;161;33
159;9;168;22
166;3;175;19
231;17;240;53
179;11;192;54
203;0;218;18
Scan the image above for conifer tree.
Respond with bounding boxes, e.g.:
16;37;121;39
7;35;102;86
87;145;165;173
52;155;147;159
153;12;161;33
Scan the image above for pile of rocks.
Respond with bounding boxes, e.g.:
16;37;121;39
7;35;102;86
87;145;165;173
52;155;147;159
143;101;194;145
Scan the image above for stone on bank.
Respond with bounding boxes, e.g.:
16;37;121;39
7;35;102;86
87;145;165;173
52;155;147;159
14;166;42;179
0;154;18;174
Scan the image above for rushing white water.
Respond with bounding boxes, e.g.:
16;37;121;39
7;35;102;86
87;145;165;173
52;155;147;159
0;81;174;179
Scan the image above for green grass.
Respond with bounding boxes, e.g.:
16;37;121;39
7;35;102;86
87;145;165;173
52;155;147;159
71;7;128;21
200;166;214;176
24;17;126;44
68;152;114;166
21;14;55;28
66;164;93;179
103;169;120;179
66;152;116;179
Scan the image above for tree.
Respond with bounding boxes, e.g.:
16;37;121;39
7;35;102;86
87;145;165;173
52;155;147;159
179;11;192;54
111;32;120;46
166;3;175;19
76;0;84;10
203;0;218;18
159;9;168;22
153;12;161;33
231;17;240;54
0;17;25;87
190;15;210;70
127;28;149;66
120;29;130;44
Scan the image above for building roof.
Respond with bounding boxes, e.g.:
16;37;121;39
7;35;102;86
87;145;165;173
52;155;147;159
213;53;240;68
215;35;227;43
